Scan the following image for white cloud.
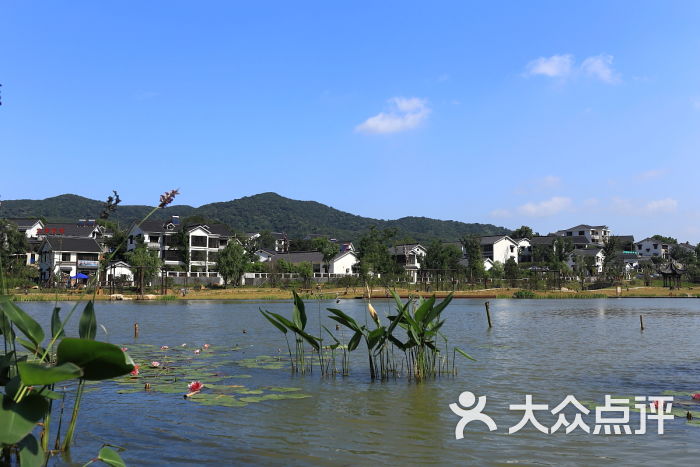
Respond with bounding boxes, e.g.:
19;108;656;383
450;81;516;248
645;198;678;214
490;209;512;218
524;53;621;84
355;97;431;134
635;169;666;181
517;196;572;217
524;54;573;78
580;54;620;84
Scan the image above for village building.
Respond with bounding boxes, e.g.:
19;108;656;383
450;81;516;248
635;237;671;258
126;216;232;284
555;224;610;245
387;244;426;283
38;237;103;283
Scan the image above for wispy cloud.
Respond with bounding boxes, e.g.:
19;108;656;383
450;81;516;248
517;196;572;217
635;169;666;181
489;208;512;218
524;54;573;78
645;198;678;214
524;53;621;84
515;175;562;194
580;54;621;84
355;97;431;134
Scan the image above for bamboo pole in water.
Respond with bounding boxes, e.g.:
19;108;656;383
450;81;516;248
485;301;492;328
640;315;644;331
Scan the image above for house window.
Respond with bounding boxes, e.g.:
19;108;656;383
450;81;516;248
61;253;71;261
150;236;160;243
208;238;219;248
30;254;36;264
653;244;658;249
578;231;585;236
191;236;207;247
567;232;573;236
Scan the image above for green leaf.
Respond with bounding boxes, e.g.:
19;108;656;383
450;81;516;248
327;308;361;332
292;290;307;330
265;311;296;331
16;338;45;355
18;434;45;467
97;446;126;467
51;307;65;340
455;347;476;361
0;394;49;445
414;296;436;324
79;301;97;340
367;327;384;350
348;331;362;351
57;338;134;381
18;361;83;386
259;309;287;334
0;298;44;349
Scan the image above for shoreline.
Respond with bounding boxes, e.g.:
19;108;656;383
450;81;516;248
7;286;700;302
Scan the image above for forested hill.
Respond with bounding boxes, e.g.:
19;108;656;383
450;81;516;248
0;192;510;242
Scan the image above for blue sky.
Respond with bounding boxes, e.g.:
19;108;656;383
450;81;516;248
3;1;700;242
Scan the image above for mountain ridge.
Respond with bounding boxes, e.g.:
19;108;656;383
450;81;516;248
0;192;510;242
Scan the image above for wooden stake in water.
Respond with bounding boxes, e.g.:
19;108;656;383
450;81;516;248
485;301;492;328
134;322;139;338
640;315;644;331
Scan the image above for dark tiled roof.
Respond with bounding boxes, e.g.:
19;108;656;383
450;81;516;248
612;235;635;243
530;236;557;246
479;235;512;245
43;223;100;237
387;244;424;255
45;237;102;253
6;218;42;229
571;248;603;257
271;251;323;263
558;224;608;232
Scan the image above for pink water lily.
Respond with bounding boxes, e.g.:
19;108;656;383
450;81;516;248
194;349;201;355
691;394;700;400
150;361;161;368
120;347;128;352
188;381;203;392
130;364;140;376
160;345;169;350
203;344;210;349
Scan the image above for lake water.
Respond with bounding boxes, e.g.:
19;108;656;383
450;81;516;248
20;298;700;466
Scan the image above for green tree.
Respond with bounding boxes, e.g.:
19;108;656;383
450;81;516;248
98;219;128;261
357;226;400;279
651;234;677;245
504;257;520;286
510;225;535;239
0;219;29;279
312;237;340;273
489;261;505;280
217;241;249;286
126;242;162;295
295;261;313;288
460;235;485;281
551;237;574;271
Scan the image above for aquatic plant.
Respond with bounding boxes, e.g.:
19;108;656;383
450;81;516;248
259;291;320;373
0;299;133;465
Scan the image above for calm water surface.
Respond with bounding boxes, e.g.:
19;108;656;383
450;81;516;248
21;298;700;466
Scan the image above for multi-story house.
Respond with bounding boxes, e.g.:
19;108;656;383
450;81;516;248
555;224;610;246
38;237;103;283
388;244;426;283
635;237;670;258
479;236;519;264
126;216;232;283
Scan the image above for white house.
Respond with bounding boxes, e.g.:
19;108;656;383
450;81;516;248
635;237;670;258
7;218;44;239
480;236;519;264
106;261;134;282
126;216;232;283
247;232;289;252
516;238;532;262
387;244;427;283
567;248;605;274
555;224;610;245
39;237;103;283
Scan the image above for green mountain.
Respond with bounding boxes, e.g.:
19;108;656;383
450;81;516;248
0;192;509;242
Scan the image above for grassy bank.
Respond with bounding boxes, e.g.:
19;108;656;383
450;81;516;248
7;285;700;302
